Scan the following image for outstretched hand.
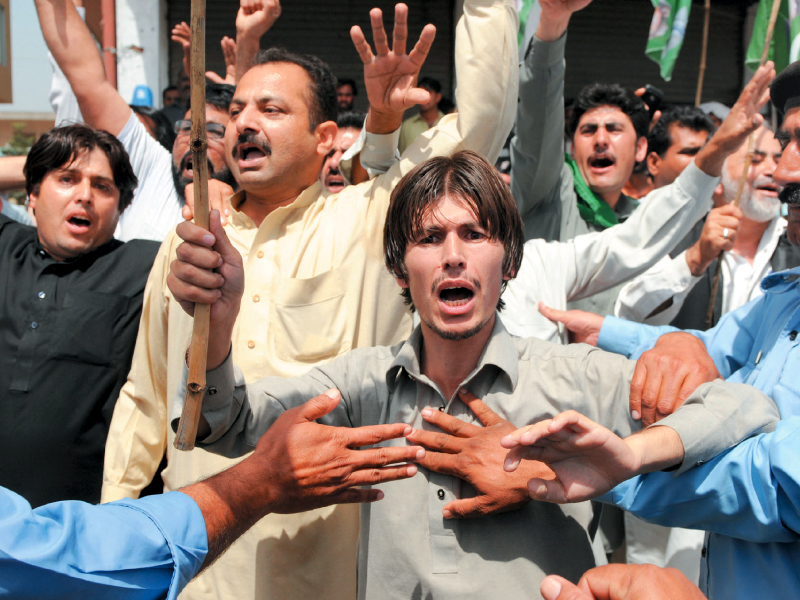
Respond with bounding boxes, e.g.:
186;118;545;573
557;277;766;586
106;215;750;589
406;389;555;519
539;302;604;346
350;3;436;133
252;389;425;512
236;0;281;39
501;411;638;504
206;36;238;85
172;22;239;84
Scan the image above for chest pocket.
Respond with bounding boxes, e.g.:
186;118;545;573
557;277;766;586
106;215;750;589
271;269;352;363
50;291;129;366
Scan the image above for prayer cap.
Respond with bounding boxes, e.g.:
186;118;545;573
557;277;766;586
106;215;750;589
771;61;800;115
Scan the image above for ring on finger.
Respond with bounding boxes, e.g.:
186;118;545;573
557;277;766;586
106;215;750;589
723;227;730;240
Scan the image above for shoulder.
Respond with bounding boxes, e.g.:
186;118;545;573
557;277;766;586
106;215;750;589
514;334;630;370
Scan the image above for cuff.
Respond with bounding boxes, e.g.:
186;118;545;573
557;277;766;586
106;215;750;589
597;316;644;358
100;483;140;503
116;492;208;600
527;32;567;67
676;160;719;211
342;125;401;178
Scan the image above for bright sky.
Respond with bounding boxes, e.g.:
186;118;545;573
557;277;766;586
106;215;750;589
0;0;54;114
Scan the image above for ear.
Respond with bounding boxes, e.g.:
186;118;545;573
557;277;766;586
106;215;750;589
634;136;648;163
395;276;409;289
646;151;660;177
315;121;337;158
28;189;38;214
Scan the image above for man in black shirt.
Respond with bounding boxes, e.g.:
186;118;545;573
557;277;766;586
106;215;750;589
0;124;159;507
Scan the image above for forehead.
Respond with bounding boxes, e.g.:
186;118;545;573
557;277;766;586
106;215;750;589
183;106;231;126
667;123;708;147
577;105;634;129
235;62;313;106
56;147;113;175
422;195;480;228
753;126;781;154
337;83;354;94
335;127;359;145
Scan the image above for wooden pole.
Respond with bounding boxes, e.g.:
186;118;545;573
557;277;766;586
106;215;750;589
705;0;781;327
695;0;711;107
175;0;210;451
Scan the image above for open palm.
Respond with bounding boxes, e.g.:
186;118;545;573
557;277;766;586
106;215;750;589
350;3;436;118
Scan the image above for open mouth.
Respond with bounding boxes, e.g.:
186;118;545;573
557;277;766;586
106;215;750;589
439;287;474;306
233;139;271;168
67;214;92;233
755;183;780;196
588;155;616;170
324;170;345;191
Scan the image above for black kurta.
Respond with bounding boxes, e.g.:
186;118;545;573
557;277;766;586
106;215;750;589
0;215;159;507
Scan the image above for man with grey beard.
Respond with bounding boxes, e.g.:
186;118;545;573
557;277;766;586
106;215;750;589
614;124;800;331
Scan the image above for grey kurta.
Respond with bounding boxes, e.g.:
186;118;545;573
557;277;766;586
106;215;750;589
176;319;778;600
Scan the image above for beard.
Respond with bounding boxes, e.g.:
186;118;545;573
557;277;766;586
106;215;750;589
422;312;494;341
779;184;800;205
172;154;238;201
720;167;780;222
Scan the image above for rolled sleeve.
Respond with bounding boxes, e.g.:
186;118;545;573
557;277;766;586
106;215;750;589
597;316;672;358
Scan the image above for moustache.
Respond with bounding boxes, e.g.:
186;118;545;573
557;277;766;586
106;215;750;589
232;133;272;160
429;273;482;295
779;184;800;205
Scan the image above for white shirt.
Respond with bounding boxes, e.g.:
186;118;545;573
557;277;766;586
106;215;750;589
615;217;787;325
502;161;717;342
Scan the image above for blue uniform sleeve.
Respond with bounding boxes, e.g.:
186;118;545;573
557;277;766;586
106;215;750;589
598;294;769;378
604;416;800;544
0;489;207;599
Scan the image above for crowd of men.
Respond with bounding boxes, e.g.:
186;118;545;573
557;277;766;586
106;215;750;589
1;0;799;599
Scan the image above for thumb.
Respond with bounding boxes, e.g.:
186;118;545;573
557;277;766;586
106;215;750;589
443;496;488;520
538;302;568;324
208;211;239;264
295;389;342;423
541;575;591;600
407;86;432;106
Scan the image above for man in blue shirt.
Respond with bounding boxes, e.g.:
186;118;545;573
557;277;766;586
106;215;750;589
0;391;423;599
512;61;800;600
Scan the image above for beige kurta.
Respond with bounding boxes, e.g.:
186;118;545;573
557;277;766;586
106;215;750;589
101;0;519;598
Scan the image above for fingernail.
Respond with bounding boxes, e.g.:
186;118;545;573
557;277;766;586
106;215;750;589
458;387;467;395
407;465;418;476
219;276;225;284
402;426;412;436
540;577;561;600
421;407;432;417
443;509;452;519
504;458;517;471
375;491;384;500
216;290;222;298
202;234;215;245
632;410;641;420
415;448;425;459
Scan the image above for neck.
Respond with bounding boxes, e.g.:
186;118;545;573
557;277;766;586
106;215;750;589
419;316;495;402
597;188;624;211
238;188;306;227
420;106;440;127
732;216;772;263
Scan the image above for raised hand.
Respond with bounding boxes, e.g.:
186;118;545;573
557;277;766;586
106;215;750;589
538;302;604;346
171;21;193;78
501;411;638;504
536;0;594;42
206;36;238;85
236;0;281;40
695;62;776;177
685;204;742;276
350;3;436;133
406;389;554;519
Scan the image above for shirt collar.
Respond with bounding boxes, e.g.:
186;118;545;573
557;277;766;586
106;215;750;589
228;182;325;230
385;316;519;395
33;235;120;265
761;265;800;294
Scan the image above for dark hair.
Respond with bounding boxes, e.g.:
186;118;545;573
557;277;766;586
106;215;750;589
337;111;365;130
186;82;235;114
253;48;337;130
162;85;178;98
130;105;177;151
24;124;138;212
384;150;523;311
418;77;442;95
647;105;715;158
336;78;358;96
569;83;649;141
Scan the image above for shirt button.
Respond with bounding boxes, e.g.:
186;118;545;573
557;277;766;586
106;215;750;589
31;321;38;329
438;406;446;412
437;489;445;500
37;291;46;300
253;295;260;303
257;251;264;258
247;340;255;349
791;331;798;341
701;547;707;557
207;387;217;395
38;250;46;257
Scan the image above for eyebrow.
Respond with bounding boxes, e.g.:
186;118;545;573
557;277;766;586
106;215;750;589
677;145;703;155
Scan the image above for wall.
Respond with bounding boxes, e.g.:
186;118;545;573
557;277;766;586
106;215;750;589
116;0;170;108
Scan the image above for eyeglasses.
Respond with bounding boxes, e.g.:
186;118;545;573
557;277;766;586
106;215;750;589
173;119;226;141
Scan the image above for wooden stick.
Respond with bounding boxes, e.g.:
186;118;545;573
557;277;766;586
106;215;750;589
175;0;210;451
705;0;780;327
695;0;711;107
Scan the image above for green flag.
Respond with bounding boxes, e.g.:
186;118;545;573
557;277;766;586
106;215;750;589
517;0;538;47
746;0;800;73
646;0;692;81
